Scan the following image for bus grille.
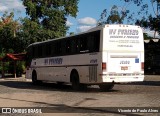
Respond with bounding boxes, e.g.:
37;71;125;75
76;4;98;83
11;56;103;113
89;66;97;82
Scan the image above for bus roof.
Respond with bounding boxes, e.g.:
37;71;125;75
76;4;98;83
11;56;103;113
28;24;141;47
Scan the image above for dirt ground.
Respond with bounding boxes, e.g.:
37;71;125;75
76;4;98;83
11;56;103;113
0;75;159;116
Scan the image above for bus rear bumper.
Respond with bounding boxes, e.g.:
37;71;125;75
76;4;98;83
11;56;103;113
101;75;144;83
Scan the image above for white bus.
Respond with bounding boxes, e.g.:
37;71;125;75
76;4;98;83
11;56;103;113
26;24;144;91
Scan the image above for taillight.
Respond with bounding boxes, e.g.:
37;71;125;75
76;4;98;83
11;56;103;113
141;62;144;71
102;62;107;71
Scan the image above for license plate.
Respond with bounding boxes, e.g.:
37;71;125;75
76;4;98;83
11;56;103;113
121;66;128;70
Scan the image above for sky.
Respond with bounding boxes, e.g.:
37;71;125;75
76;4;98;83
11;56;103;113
67;0;125;33
0;0;158;37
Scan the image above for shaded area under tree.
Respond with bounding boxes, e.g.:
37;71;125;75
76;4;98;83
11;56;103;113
0;53;26;78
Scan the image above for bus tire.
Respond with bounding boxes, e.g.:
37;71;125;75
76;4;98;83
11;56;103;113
99;83;114;91
71;71;81;91
57;82;64;88
32;71;42;85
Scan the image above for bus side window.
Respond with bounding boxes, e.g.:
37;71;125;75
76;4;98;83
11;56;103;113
94;31;100;52
34;45;39;58
46;43;51;57
80;34;87;52
87;33;94;52
55;41;62;56
66;39;71;54
51;42;55;56
87;31;100;52
76;38;80;54
38;45;43;58
71;37;77;54
61;39;66;55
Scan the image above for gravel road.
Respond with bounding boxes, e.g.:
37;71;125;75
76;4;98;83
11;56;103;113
0;75;159;116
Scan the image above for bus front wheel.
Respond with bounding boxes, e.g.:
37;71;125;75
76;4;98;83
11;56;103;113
71;71;81;90
99;83;114;91
32;71;37;85
32;71;42;85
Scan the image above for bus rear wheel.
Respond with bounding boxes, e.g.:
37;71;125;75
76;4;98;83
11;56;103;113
99;83;114;91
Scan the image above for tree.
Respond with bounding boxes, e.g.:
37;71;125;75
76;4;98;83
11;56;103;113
98;0;160;38
22;0;79;44
98;0;149;25
97;5;129;26
0;12;24;53
120;0;160;38
19;17;42;46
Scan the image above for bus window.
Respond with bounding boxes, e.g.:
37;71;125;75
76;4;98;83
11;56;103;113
46;43;51;57
87;33;94;52
71;37;77;54
76;37;81;53
87;31;100;52
53;40;62;56
80;34;88;52
38;45;43;58
94;31;100;52
66;39;71;54
51;41;55;56
33;45;39;58
61;39;67;55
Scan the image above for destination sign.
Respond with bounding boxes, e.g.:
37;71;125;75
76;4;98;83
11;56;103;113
44;58;63;65
109;29;139;36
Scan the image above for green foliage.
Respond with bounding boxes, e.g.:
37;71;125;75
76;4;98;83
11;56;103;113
22;0;79;44
0;0;79;76
20;17;42;45
97;5;129;25
98;0;160;38
143;33;154;40
135;15;160;34
0;12;26;53
120;0;143;6
0;1;79;53
121;0;160;37
16;61;25;76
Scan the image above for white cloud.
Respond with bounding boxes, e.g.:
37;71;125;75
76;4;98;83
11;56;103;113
0;0;25;12
76;25;95;33
66;20;73;27
76;17;97;33
0;6;8;12
78;17;97;25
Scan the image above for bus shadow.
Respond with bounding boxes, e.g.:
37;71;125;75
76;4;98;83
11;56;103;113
126;81;160;86
0;80;119;93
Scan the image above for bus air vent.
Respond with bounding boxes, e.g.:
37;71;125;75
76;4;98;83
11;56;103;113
89;66;97;82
